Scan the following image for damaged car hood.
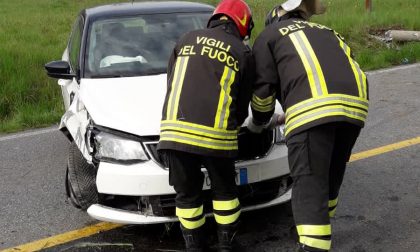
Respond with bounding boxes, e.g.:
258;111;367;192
80;75;167;136
79;74;283;137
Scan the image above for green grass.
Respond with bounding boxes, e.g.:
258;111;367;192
1;0;419;133
311;0;420;69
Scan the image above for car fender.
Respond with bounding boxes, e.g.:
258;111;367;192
59;92;92;163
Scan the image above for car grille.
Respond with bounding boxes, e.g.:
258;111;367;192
144;141;164;167
144;128;274;168
151;175;292;216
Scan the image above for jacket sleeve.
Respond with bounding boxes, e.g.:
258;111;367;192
251;32;279;125
236;50;255;126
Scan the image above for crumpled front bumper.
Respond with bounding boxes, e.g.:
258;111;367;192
87;188;291;224
96;144;289;196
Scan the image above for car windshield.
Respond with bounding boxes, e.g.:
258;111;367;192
85;12;210;78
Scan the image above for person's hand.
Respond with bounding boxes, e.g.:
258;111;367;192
264;113;285;130
247;119;265;134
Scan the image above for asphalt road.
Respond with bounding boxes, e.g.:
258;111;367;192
1;64;419;252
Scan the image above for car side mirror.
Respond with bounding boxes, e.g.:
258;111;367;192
45;60;76;80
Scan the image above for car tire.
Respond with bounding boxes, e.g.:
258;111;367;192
66;141;98;210
65;167;81;209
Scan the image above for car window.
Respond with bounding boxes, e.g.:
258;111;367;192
84;13;210;78
68;16;84;74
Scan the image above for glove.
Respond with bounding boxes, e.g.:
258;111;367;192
247;119;265;134
264;113;285;130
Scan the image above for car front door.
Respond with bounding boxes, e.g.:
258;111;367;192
59;15;84;110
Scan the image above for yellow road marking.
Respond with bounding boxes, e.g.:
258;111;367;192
2;136;420;252
350;136;420;162
1;222;123;252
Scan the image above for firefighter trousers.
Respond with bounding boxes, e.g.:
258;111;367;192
163;150;241;230
287;122;361;251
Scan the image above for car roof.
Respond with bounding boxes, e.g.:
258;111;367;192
83;1;214;20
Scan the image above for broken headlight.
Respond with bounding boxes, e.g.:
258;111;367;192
93;131;148;163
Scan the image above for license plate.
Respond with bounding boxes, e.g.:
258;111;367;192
237;168;248;185
203;168;248;187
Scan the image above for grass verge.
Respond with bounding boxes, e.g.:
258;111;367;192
0;0;419;133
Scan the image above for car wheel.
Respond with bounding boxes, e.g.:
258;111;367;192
66;141;98;210
66;166;86;209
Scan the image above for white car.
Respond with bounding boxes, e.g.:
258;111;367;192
45;1;291;225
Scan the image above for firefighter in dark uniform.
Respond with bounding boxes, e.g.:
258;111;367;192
157;0;254;251
247;0;369;251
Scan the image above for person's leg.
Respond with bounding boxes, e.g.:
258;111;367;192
202;157;240;251
328;123;361;218
287;124;336;251
166;150;206;251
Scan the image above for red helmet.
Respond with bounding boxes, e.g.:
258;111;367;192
211;0;254;38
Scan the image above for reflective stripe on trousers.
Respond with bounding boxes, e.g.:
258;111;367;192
297;224;332;251
213;198;241;225
328;197;339;218
176;205;206;230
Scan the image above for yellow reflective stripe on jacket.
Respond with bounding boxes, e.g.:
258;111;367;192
161;120;238;136
300;236;331;250
214;210;241;225
213;198;240;211
296;225;331;236
166;57;182;119
289;30;328;97
328;198;339;208
252;94;276;106
285;105;367;136
215;66;236;129
287;104;368;126
336;35;367;99
179;216;206;230
251;102;276;113
286;94;368;113
338;36;368;99
176;206;203;219
251;94;276;113
160;132;238;150
161;122;238;140
221;70;236;129
167;56;190;120
160;131;238;146
286;95;369;124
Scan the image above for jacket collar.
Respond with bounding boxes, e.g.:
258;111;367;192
278;11;306;22
208;19;241;39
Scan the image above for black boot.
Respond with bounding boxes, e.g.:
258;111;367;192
217;222;240;252
180;225;206;252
